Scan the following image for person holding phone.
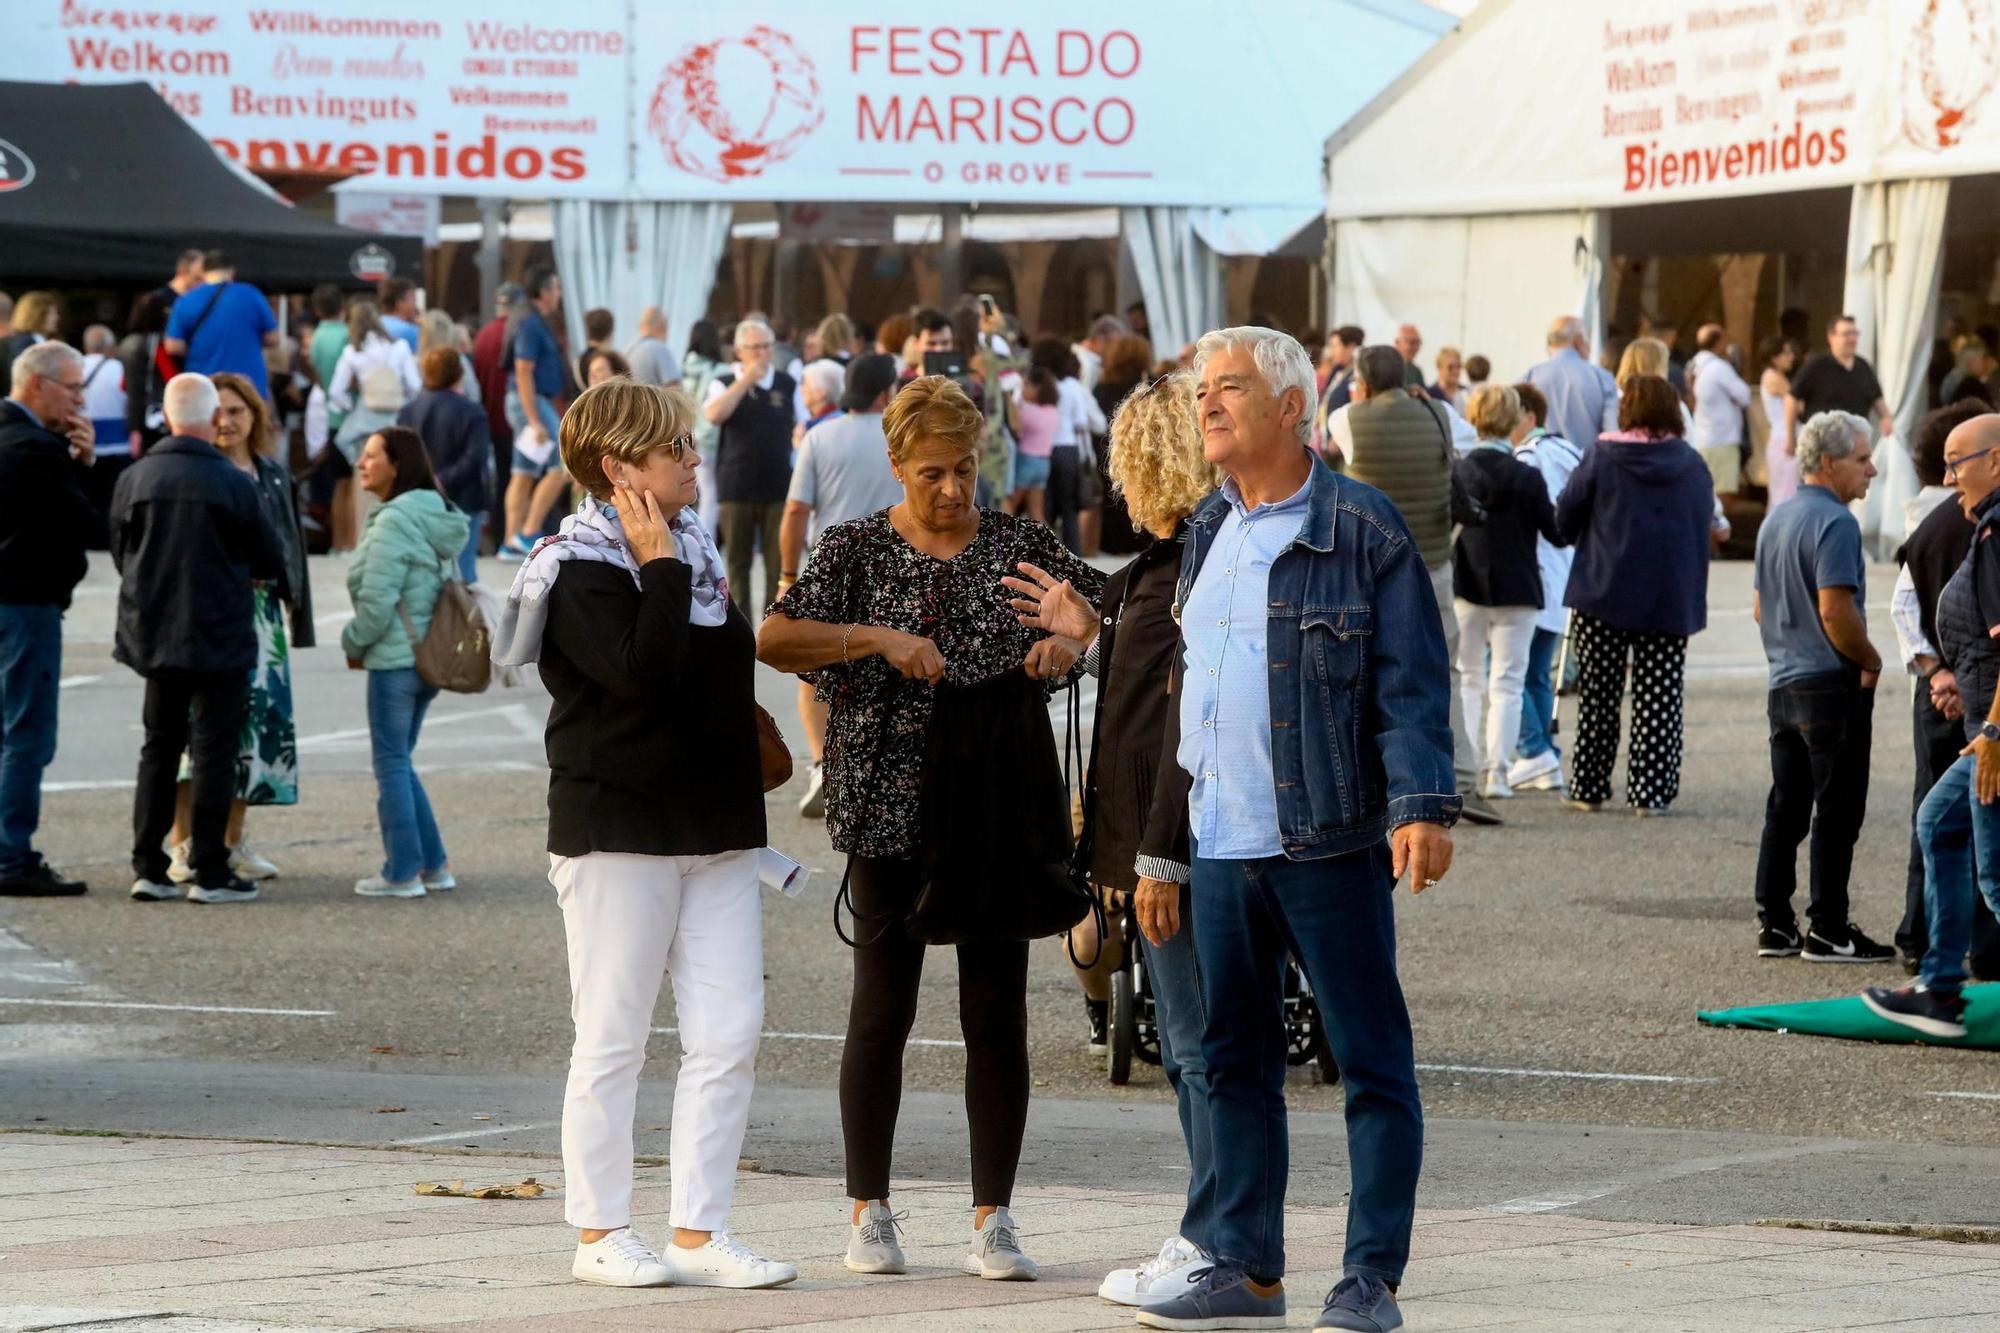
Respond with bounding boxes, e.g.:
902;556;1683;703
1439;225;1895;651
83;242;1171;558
703;318;797;608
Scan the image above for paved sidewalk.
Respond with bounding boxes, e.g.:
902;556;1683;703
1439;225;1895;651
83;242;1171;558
3;1134;1999;1331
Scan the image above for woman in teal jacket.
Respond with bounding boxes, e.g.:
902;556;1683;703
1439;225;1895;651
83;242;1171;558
343;425;471;899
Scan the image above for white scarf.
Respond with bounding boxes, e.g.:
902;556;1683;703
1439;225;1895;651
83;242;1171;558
491;493;729;667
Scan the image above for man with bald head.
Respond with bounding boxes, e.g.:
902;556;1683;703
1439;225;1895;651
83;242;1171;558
1393;323;1426;391
1868;412;2000;1037
623;305;681;389
1525;315;1619;454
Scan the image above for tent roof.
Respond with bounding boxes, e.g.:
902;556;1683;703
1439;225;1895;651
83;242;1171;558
0;81;420;289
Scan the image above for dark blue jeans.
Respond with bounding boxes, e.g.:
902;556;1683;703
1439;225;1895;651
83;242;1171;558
0;604;62;875
1516;625;1562;760
1190;838;1422;1284
1140;882;1216;1252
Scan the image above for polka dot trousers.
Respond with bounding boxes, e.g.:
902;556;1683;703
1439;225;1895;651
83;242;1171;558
1569;612;1689;810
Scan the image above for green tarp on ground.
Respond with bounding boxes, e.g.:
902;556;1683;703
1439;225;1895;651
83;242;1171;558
1698;984;2000;1050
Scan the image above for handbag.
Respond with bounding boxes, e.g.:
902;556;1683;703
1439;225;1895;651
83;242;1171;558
755;704;793;793
1424;394;1487;528
397;554;493;694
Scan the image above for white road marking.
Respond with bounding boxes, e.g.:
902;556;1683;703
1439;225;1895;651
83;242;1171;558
45;758;544;793
1490;1191;1617;1214
393;1122;548;1146
58;675;103;689
1929;1090;2000;1102
0;998;334;1017
315;611;355;626
297;704;529;751
651;1026;967;1050
1417;1062;1712;1085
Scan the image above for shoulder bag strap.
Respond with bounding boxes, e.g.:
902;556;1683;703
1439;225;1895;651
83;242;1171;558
180;282;229;348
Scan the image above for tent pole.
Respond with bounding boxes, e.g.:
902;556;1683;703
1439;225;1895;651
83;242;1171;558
477;198;505;317
939;204;965;308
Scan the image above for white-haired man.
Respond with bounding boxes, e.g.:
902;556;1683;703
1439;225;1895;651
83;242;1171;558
0;342;103;896
1751;410;1894;963
1525;315;1619;454
110;373;282;905
1130;327;1456;1333
704;317;797;605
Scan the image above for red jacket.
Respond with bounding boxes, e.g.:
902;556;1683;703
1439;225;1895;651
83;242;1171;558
471;316;511;440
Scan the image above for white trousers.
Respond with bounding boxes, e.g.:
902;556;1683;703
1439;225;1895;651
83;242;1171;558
1454;601;1539;779
551;848;763;1231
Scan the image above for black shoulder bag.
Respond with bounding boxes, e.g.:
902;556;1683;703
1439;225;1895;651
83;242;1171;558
1427;397;1487;528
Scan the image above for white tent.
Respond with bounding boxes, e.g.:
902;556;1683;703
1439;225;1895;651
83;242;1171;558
1323;0;2000;553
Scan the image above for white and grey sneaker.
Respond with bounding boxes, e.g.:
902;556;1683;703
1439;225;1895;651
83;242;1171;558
355;875;425;899
1479;770;1514;800
1507;751;1565;792
166;840;195;885
662;1231;798;1289
129;876;180;902
1100;1234;1210;1307
571;1227;673;1287
845;1199;908;1274
231;841;280;880
421;868;457;892
799;762;826;819
963;1206;1038;1281
185;876;260;904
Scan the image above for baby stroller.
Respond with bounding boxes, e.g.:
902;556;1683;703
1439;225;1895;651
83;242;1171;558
1104;892;1340;1088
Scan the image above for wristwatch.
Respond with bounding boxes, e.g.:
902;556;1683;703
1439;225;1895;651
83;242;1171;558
1980;721;2000;745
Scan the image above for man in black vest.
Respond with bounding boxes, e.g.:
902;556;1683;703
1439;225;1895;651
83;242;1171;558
0;341;103;895
702;317;797;607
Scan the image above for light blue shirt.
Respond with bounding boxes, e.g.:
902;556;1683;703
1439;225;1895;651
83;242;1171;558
1524;345;1617;456
1179;471;1313;860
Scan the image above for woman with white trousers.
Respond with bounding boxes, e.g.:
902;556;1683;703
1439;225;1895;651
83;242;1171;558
493;376;795;1292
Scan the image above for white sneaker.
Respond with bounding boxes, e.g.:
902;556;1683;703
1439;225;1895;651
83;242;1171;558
354;875;425;899
798;762;826;819
231;841;280;880
572;1227;674;1287
166;841;194;885
185;878;260;904
845;1199;908;1274
421;869;457;892
662;1231;798;1289
963;1206;1038;1281
129;876;180;902
1507;751;1565;792
1480;770;1514;799
1099;1234;1209;1307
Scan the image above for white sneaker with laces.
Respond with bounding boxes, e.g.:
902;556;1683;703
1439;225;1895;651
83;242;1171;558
231;841;280;880
166;841;194;885
129;877;179;902
354;875;426;898
1507;751;1565;792
662;1231;798;1289
421;869;457;892
571;1227;673;1287
845;1199;908;1274
1479;770;1514;800
963;1206;1038;1281
1099;1234;1208;1306
799;762;826;819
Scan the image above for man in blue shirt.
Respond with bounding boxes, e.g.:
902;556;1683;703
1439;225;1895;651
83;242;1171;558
164;251;277;399
1751;410;1893;964
378;278;422;354
1134;327;1456;1333
1524;315;1618;454
499;264;570;559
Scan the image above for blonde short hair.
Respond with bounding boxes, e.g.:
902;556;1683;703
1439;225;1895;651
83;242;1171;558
1616;336;1671;388
1465;383;1521;440
560;378;696;502
882;374;981;465
1108;373;1218;538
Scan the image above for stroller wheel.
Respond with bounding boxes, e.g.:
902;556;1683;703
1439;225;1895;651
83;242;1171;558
1109;967;1137;1085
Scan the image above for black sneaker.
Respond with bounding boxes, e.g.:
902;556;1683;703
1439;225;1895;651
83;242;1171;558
1756;925;1802;958
0;863;87;897
1086;999;1109;1055
1862;984;1968;1039
185;875;261;905
1802;923;1895;964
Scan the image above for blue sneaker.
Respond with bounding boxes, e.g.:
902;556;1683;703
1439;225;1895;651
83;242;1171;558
1314;1274;1403;1331
1134;1265;1286;1330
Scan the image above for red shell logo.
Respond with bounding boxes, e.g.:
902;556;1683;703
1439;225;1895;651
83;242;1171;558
0;138;36;193
1900;0;2000;151
649;26;824;183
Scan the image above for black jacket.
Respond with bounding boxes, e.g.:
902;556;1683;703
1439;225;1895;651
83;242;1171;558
539;558;767;857
108;435;282;676
250;453;315;649
1451;446;1564;608
0;399;105;609
1081;535;1190;891
397;389;492;517
1899;495;1977;657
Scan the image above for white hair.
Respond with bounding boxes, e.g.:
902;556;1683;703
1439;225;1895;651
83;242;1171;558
83;324;116;353
1796;410;1869;477
734;317;773;347
1192;326;1316;444
1548;316;1584;348
163;373;220;435
10;340;80;395
801;358;845;402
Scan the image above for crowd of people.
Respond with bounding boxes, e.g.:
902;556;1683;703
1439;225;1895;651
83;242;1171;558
9;240;2000;1328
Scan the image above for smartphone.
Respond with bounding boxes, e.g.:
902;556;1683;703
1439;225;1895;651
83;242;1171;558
923;350;969;380
977;293;999;319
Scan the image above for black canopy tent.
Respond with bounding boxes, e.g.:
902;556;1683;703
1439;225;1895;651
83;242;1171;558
0;81;421;289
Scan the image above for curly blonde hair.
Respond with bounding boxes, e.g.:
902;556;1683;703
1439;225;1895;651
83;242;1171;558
1108;373;1219;538
560;378;696;501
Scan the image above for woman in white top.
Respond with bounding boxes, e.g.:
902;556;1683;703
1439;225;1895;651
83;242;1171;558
1686;325;1751;495
328;299;422;461
1759;336;1801;509
1032;336;1105;553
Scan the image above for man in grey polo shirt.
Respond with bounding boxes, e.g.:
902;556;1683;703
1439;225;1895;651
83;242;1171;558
1751;410;1894;964
776;353;904;818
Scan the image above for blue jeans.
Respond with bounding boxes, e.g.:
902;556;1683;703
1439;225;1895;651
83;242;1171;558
1516;626;1562;760
455;511;484;583
1140;882;1217;1252
367;668;445;882
1917;754;2000;994
0;604;61;875
1190;838;1421;1284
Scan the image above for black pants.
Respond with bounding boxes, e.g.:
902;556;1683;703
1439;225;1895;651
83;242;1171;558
1900;683;2000;972
1569;613;1687;808
1047;445;1082;553
1753;674;1873;935
132;670;248;887
839;854;1030;1205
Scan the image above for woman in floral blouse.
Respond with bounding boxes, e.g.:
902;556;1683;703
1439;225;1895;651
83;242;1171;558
759;375;1104;1284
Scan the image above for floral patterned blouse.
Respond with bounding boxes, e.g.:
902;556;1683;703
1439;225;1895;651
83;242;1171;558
771;508;1106;858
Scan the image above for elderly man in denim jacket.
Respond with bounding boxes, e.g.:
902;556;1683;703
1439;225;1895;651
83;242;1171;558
1134;327;1458;1333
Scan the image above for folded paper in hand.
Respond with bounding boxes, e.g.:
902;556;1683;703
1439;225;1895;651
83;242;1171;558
514;428;556;468
759;848;807;897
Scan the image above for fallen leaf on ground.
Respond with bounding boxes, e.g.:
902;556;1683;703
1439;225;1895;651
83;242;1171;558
374;1106;407;1114
414;1178;546;1200
369;1045;397;1055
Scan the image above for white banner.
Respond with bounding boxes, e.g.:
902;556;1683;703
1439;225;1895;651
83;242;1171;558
5;0;1447;205
335;190;442;245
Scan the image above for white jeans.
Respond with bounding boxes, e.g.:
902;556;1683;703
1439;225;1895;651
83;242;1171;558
551;848;763;1231
1454;601;1539;779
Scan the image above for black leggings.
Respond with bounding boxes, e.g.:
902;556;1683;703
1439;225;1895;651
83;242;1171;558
839;854;1030;1205
1047;445;1082;552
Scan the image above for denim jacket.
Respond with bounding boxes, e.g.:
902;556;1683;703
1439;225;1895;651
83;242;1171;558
1174;458;1460;859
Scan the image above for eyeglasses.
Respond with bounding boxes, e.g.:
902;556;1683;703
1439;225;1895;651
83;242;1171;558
662;433;695;461
1946;446;1998;479
51;378;84;395
738;341;773;353
1135;372;1174;399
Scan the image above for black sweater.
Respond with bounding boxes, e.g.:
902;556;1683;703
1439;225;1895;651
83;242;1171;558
1451;446;1564;608
538;558;767;857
